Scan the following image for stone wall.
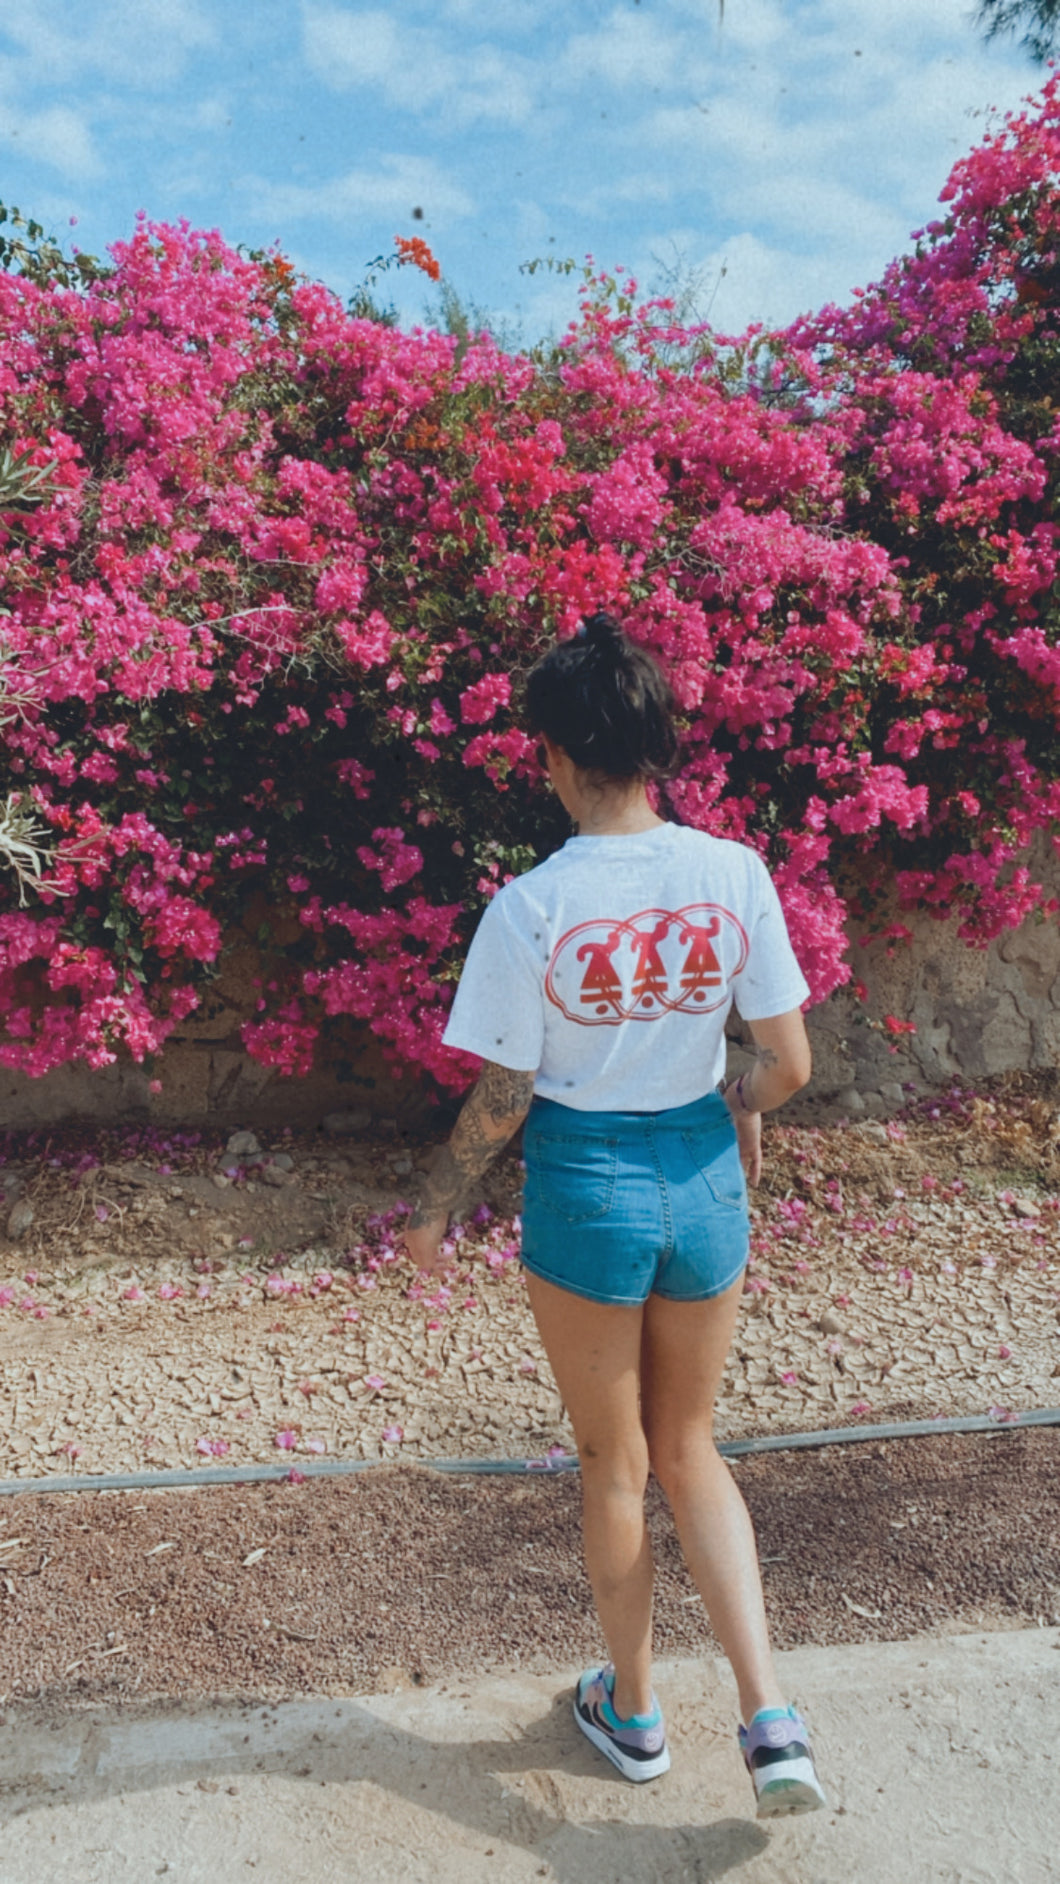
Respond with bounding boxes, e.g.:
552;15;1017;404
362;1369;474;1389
4;872;1060;1131
781;846;1060;1120
0;937;441;1134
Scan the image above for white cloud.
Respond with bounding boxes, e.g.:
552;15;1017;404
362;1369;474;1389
643;228;849;334
246;154;475;228
1;0;216;88
0;104;104;181
302;4;537;125
562;8;687;90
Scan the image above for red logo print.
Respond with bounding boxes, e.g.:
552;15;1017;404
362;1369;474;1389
545;904;748;1027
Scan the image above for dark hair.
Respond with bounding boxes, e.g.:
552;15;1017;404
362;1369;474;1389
524;612;679;783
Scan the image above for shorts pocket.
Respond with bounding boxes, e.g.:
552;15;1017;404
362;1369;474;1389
524;1131;618;1224
681;1129;747;1212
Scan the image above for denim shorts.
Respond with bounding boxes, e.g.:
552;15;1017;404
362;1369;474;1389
520;1091;749;1307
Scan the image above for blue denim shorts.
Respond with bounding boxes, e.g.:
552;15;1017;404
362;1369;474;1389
520;1091;749;1307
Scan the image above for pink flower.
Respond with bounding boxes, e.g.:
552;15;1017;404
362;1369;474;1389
159;1282;183;1300
364;1373;386;1391
304;1435;327;1454
382;1424;404;1443
780;1370;800;1386
122;1285;144;1302
459;673;511;725
274;1428;298;1450
998;1344;1012;1359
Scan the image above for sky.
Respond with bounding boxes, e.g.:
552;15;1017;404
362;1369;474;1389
0;0;1043;345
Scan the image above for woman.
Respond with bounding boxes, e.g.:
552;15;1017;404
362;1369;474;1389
401;613;827;1819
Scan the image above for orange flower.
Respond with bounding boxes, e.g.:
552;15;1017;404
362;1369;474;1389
394;234;441;282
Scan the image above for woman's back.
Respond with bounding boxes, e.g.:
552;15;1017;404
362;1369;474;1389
444;822;808;1112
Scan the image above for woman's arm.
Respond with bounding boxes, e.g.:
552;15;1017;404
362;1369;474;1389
723;1007;812;1186
401;1061;535;1274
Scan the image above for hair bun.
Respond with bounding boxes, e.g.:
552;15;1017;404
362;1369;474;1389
581;611;625;652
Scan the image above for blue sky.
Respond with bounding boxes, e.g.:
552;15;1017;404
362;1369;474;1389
0;0;1040;344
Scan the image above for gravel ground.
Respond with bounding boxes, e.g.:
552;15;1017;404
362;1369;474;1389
2;1077;1060;1480
0;1427;1056;1707
0;1076;1058;1716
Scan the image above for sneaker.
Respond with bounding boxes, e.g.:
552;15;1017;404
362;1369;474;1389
573;1665;671;1783
738;1706;828;1818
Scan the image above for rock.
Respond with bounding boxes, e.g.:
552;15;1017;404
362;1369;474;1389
225;1130;261;1159
1012;1196;1041;1219
211;1173;230;1190
818;1309;847;1335
852;1121;890;1146
878;1082;907;1109
262;1165;292;1189
834;1087;866;1117
391;1156;414;1177
270;1152;295;1172
7;1200;34;1239
322;1110;371;1138
1;1173;24;1201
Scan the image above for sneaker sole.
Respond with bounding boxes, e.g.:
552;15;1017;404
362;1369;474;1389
754;1776;828;1819
573;1699;672;1784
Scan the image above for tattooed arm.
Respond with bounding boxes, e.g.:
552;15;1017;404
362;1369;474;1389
723;1008;812;1187
401;1061;535;1274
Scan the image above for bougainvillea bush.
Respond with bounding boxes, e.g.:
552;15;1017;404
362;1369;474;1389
3;79;1060;1094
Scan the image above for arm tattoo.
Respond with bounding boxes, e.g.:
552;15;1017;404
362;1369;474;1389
754;1047;779;1070
408;1062;534;1230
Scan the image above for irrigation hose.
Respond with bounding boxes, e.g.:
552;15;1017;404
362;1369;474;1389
0;1404;1057;1498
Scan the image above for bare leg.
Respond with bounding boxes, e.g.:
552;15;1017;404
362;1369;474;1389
523;1270;655;1722
641;1277;787;1724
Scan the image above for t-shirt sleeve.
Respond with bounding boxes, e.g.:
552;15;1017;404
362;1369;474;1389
731;857;811;1020
441;890;545;1072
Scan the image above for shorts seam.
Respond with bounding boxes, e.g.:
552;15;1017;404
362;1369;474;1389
519;1255;648;1308
651;1255;748;1304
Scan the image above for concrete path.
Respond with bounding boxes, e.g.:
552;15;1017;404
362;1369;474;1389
1;1627;1055;1883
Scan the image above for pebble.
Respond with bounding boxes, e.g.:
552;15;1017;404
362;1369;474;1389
262;1166;292;1189
322;1110;371;1138
852;1121;890;1146
818;1309;847;1335
211;1174;229;1190
224;1131;261;1159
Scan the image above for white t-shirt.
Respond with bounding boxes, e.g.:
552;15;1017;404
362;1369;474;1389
442;822;809;1112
